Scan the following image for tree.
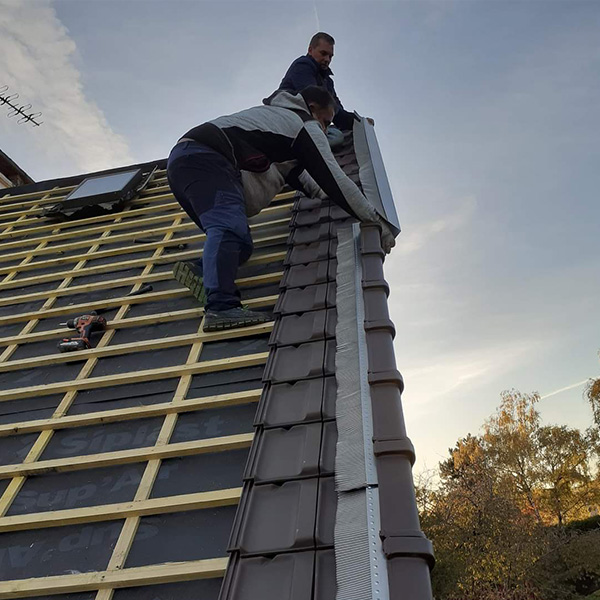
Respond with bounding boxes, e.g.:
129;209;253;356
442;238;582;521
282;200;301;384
531;528;600;599
424;434;544;597
586;377;600;458
420;387;600;598
483;390;545;523
536;425;595;526
482;391;598;527
587;377;600;427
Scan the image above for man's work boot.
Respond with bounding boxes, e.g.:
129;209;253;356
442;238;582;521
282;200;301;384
203;307;272;332
172;261;206;305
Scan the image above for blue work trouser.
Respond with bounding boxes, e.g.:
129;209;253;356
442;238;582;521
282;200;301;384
166;141;253;311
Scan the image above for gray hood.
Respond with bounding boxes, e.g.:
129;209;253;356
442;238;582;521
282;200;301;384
262;90;313;116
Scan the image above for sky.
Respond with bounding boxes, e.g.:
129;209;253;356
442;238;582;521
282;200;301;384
0;0;599;472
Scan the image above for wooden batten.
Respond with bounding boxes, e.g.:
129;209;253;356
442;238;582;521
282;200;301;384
0;558;228;598
0;175;295;598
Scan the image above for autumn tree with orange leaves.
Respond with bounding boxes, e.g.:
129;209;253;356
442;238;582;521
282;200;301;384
419;389;600;599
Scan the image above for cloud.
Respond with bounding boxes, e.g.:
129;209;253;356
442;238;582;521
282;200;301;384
0;0;133;178
421;0;456;28
401;338;546;413
313;1;320;31
394;195;477;256
540;380;589;400
400;337;550;474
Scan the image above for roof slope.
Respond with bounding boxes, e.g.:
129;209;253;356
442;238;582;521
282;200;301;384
0;120;432;600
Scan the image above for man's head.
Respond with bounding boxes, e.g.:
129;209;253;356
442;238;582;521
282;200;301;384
300;86;335;132
308;32;335;71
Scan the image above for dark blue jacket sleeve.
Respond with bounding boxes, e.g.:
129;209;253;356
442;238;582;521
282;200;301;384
328;81;356;131
279;58;318;92
333;105;356;131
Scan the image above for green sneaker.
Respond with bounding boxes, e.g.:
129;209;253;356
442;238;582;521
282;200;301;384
203;307;272;332
172;261;206;305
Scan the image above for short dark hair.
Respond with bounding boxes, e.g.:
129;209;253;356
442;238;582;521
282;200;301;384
300;86;336;111
309;32;335;48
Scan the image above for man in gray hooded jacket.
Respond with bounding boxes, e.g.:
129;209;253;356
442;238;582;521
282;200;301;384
167;86;395;332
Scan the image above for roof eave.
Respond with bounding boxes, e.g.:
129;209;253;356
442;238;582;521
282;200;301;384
0;149;35;186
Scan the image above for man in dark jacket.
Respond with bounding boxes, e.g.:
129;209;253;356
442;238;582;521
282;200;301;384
271;32;372;147
167;86;395;332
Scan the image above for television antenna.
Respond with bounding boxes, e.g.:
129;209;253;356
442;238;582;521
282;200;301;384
0;85;43;126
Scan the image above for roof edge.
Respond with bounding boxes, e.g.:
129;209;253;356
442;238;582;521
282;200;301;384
353;118;401;235
0;158;167;199
0;149;35;186
359;223;434;598
333;223;390;600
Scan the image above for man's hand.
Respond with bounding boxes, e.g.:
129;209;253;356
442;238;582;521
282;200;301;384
378;219;396;254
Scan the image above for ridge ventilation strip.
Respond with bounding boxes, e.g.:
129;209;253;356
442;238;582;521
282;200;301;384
333;223;389;600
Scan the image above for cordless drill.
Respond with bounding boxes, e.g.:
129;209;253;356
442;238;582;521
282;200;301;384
58;312;107;352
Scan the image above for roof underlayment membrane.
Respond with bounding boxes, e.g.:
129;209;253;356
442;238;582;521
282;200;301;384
0;120;433;600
